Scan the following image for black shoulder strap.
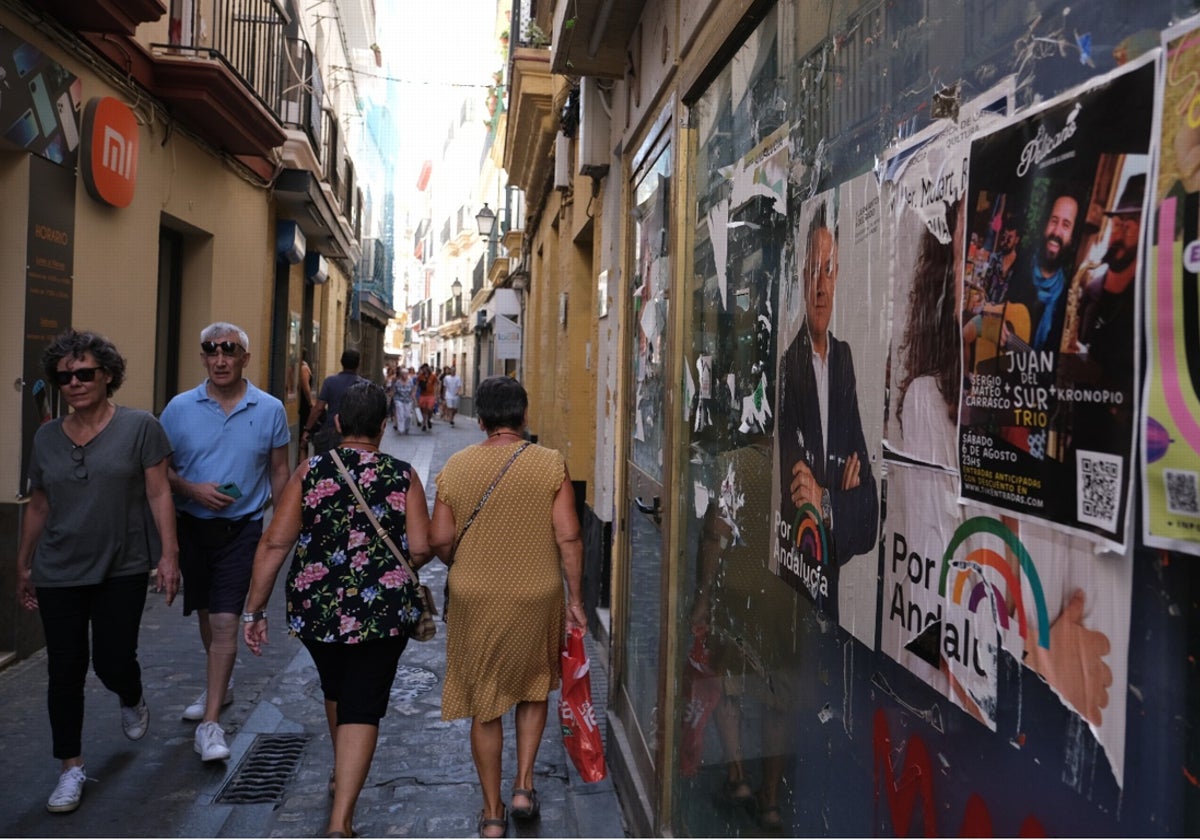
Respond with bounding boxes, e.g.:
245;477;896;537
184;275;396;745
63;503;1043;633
453;442;531;553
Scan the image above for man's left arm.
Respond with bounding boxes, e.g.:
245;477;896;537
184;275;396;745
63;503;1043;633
829;345;879;561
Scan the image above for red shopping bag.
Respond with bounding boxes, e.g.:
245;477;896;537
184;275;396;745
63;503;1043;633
559;626;608;782
679;627;721;777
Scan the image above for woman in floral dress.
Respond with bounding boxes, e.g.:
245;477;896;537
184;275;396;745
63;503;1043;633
243;381;431;838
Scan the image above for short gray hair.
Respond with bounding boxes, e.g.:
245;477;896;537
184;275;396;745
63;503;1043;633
200;322;250;352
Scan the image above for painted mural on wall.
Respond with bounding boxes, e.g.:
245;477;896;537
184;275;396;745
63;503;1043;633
957;57;1156;551
1143;18;1200;556
770;175;887;645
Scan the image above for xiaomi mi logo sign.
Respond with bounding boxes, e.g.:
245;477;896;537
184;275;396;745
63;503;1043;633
81;97;138;208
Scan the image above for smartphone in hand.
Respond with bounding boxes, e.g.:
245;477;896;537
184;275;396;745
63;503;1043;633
216;482;242;499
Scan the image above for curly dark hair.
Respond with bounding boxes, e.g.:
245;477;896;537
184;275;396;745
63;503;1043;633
896;200;961;431
41;329;126;396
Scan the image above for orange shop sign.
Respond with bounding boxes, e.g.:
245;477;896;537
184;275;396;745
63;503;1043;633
81;97;138;208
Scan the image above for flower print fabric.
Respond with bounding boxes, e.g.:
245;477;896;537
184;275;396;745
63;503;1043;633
286;447;422;643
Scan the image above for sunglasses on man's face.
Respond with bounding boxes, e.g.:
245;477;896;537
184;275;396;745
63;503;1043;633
53;367;102;386
201;340;244;357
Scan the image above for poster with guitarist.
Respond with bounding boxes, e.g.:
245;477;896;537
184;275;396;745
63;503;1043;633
958;55;1155;550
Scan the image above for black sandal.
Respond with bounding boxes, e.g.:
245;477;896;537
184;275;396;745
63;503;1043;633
510;787;540;820
477;805;507;838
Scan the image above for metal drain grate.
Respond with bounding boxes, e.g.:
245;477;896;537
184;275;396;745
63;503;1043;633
215;734;309;804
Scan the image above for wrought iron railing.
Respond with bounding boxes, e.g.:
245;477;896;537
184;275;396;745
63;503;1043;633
321;108;341;197
158;0;287;117
278;37;323;152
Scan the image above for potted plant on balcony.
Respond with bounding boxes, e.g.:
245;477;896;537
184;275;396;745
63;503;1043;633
523;21;549;48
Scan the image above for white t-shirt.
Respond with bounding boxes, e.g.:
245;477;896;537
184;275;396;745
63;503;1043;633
442;374;462;399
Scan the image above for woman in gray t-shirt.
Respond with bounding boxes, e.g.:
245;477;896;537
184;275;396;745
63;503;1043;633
16;330;180;815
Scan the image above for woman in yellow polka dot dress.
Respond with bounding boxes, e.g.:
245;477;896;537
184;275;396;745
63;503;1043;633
430;376;587;839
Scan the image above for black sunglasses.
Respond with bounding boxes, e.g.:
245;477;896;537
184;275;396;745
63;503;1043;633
201;340;244;356
70;444;87;480
53;367;102;386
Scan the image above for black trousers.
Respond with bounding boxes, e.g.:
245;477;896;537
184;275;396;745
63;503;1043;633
303;635;408;726
37;573;148;759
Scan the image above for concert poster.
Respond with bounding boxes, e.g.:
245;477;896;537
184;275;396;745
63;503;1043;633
1142;18;1200;556
958;56;1157;551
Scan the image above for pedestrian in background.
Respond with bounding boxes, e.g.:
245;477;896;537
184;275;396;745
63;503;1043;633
430;375;587;838
416;364;438;432
243;381;432;839
160;322;290;763
383;366;398;427
16;329;181;814
302;348;362;453
298;351;315;464
304;349;366;452
441;366;462;426
392;366;414;434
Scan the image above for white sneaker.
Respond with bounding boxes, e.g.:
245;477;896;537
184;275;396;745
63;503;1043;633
181;683;234;721
46;765;87;813
120;696;149;740
194;721;231;762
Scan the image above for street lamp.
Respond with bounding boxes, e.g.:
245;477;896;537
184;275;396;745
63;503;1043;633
475;203;497;238
451;277;462;317
451;277;462;298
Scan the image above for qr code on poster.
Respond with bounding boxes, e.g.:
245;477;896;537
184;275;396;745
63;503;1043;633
1164;469;1200;516
1076;449;1123;532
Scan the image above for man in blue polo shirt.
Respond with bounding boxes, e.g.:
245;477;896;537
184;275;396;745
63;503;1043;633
160;322;290;762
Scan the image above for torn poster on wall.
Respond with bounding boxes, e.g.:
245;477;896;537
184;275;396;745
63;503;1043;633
883;80;1015;469
1143;17;1200;556
770;173;887;646
881;459;1133;788
958;55;1156;551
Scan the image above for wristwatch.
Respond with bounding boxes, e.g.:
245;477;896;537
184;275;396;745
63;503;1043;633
820;487;833;529
241;610;267;623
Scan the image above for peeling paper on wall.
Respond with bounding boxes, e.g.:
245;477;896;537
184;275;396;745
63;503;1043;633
728;124;790;216
718;459;745;546
706;199;730;307
693;480;711;520
683;361;695;423
881;460;1134;787
694;355;713;432
739;372;772;434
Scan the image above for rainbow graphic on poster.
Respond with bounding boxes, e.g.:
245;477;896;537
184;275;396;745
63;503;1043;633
793;502;828;564
938;517;1050;650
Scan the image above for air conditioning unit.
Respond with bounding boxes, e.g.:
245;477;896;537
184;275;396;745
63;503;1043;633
578;77;610;178
554;131;571;191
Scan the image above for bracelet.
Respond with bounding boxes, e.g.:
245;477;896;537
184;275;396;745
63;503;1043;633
241;610;267;623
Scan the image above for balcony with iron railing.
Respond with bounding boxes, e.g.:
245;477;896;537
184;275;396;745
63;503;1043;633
76;0;286;163
278;37;324;172
504;2;555;192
